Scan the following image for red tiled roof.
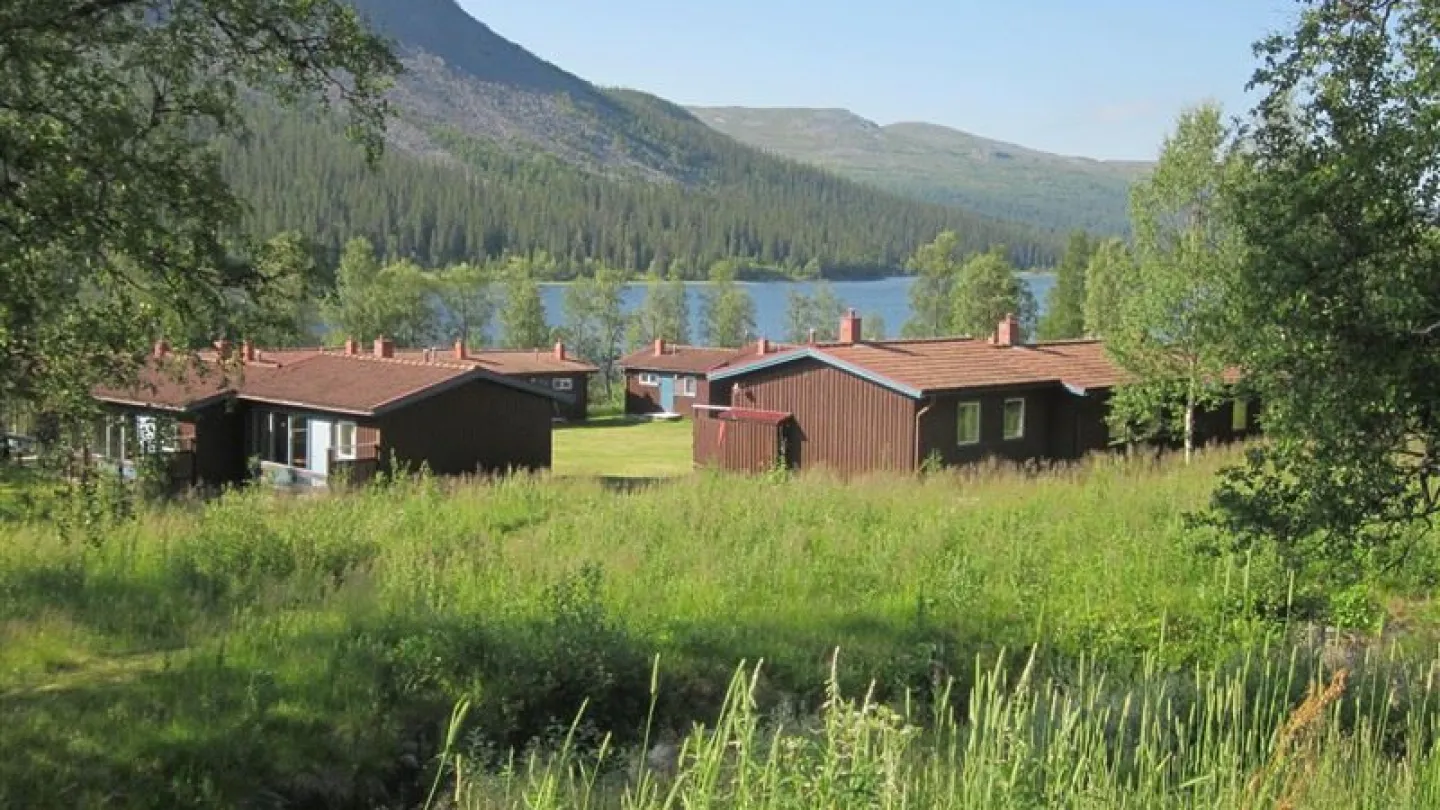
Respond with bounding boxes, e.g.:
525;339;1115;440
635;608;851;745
95;345;559;417
619;341;788;374
713;337;1134;396
92;358;258;412
238;353;483;416
393;347;599;375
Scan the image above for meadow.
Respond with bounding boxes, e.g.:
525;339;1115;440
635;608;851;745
2;437;1439;808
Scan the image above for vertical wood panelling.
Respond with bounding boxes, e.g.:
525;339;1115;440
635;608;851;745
379;380;551;475
694;414;783;473
728;359;916;474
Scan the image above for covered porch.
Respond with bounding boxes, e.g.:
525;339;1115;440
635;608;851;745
247;407;381;488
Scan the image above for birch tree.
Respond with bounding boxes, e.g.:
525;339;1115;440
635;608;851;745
1105;103;1242;464
901;230;963;338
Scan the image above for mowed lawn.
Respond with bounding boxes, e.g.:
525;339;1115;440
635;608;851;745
551;416;693;477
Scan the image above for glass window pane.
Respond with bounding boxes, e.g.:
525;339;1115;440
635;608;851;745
1232;400;1248;431
336;421;357;460
957;402;980;445
270;413;289;463
1003;399;1025;440
290;416;308;468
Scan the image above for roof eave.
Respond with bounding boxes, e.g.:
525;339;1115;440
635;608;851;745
708;348;924;399
93;390;233;414
238;395;375;418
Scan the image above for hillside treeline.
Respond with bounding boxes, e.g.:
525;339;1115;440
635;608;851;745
222;104;1063;279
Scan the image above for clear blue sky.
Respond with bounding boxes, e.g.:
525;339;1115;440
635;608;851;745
458;0;1299;161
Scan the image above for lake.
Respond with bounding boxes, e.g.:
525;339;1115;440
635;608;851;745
538;273;1056;342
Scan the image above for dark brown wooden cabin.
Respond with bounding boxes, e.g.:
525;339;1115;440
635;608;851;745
696;312;1258;476
394;340;598;422
618;339;790;418
92;338;560;490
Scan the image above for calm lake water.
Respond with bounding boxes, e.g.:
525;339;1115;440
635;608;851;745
538;274;1056;342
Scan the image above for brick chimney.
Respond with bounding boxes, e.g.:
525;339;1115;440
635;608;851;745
240;339;255;363
756;337;771;355
839;309;862;345
373;336;394;359
995;313;1022;347
344;336;358;356
152;339;170;359
453;338;467;361
554;341;567;361
653;338;666;357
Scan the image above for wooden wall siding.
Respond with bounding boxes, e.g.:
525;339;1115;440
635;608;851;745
720;359;916;474
625;372;703;418
378;378;551;475
1045;391;1112;462
918;387;1055;467
192;403;249;486
693;414;785;473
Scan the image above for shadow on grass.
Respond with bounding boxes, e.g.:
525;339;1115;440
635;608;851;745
555;416;684;432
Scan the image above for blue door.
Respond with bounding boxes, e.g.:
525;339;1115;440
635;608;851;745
659;375;676;413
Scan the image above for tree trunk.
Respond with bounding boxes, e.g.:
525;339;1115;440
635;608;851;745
1183;388;1196;465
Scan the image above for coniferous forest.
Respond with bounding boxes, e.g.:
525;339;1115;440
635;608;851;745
223;101;1064;279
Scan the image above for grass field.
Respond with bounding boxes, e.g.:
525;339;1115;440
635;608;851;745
552;417;691;478
1;448;1438;807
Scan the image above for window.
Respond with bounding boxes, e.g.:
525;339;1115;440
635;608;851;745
251;410;310;466
335;421;358;461
94;414;127;460
290;416;309;469
677;376;697;397
1003;398;1025;440
134;415;178;453
1232;399;1249;432
552;377;574;391
638;372;659;387
956;401;981;446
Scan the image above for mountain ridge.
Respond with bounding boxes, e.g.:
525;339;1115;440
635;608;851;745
686;106;1152;234
224;0;1068;274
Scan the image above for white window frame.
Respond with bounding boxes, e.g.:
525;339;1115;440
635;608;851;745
638;372;660;387
335;420;358;461
1002;398;1026;441
1232;399;1249;432
676;375;697;397
552;377;574;392
956;401;981;446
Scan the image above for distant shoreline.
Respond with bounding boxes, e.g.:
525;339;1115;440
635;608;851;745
536;270;1053;287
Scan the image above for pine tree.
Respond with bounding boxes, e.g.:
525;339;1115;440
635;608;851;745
499;259;551;349
1037;230;1093;340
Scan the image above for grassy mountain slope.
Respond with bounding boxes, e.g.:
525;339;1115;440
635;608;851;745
687;106;1152;235
227;0;1062;273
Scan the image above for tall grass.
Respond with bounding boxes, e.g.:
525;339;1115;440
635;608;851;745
451;646;1440;809
1;447;1435;807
